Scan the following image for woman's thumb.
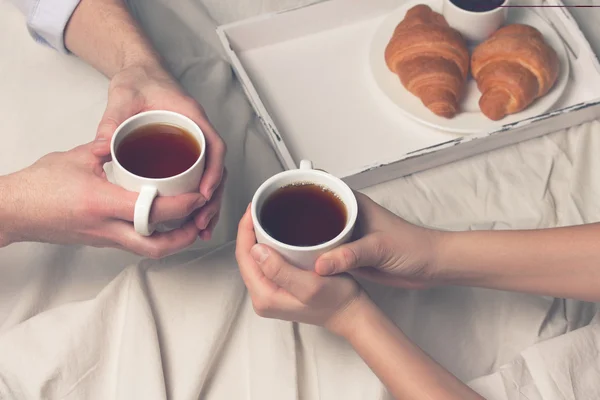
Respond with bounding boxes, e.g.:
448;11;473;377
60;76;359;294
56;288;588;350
315;234;384;276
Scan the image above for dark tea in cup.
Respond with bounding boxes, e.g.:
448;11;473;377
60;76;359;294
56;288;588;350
259;183;347;247
116;123;201;179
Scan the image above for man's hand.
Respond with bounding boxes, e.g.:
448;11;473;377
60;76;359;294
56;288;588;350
0;142;204;258
61;0;226;240
93;65;227;240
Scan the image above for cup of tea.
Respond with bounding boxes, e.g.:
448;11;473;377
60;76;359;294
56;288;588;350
442;0;509;44
251;160;358;270
110;110;206;236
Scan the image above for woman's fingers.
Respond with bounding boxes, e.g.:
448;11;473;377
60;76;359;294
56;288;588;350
235;206;278;291
250;244;324;305
235;207;300;314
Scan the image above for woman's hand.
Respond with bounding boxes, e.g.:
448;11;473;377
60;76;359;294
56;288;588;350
315;192;443;289
0;142;202;258
235;205;364;331
235;204;485;400
93;65;227;240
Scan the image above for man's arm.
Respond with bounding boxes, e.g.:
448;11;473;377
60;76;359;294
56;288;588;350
10;0;163;77
64;0;164;78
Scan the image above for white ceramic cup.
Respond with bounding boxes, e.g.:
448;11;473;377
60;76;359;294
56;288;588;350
442;0;509;44
251;160;358;271
110;110;206;236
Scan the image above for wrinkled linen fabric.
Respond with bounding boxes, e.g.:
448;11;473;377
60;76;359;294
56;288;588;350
1;0;600;398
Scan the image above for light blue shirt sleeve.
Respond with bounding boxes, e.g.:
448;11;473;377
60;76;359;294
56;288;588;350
9;0;82;53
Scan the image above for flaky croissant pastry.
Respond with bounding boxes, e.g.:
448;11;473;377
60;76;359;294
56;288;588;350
384;4;469;118
471;24;560;121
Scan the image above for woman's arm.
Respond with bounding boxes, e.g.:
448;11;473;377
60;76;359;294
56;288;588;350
330;294;484;400
437;223;600;302
235;208;484;399
317;193;600;302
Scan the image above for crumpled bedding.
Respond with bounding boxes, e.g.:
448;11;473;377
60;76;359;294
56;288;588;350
1;0;600;398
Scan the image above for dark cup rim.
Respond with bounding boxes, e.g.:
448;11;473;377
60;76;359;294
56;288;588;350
447;0;507;14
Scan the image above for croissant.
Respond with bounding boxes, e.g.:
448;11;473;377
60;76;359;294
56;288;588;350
384;5;469;118
471;24;560;121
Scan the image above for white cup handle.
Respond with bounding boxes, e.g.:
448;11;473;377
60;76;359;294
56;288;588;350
134;185;158;236
299;160;313;170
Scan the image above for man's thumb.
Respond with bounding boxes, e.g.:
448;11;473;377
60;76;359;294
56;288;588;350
93;88;138;154
315;234;383;276
92;118;121;157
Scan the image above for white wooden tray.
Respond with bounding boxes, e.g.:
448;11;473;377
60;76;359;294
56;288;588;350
217;0;600;189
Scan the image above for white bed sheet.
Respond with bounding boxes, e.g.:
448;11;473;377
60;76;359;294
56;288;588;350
1;0;600;398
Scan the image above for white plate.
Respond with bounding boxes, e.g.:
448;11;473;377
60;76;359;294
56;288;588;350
368;0;570;134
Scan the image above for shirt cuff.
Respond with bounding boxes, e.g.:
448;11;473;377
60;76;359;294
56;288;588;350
27;0;82;54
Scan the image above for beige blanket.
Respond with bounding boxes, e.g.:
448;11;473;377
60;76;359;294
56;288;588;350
1;0;600;398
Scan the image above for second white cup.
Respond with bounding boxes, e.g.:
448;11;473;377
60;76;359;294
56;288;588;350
442;0;509;44
251;160;358;271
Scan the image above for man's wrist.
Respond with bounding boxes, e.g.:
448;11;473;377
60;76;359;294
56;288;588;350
64;0;167;79
90;39;166;79
118;48;166;78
